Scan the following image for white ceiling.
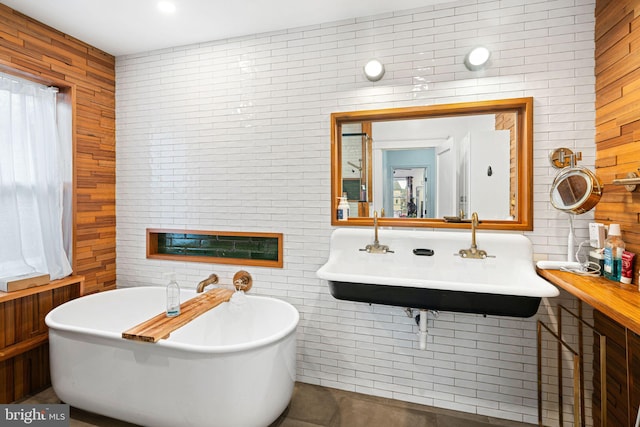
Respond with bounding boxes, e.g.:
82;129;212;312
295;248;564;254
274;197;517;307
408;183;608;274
1;0;455;57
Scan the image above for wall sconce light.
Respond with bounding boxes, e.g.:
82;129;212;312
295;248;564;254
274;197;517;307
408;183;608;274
364;59;385;82
464;46;491;71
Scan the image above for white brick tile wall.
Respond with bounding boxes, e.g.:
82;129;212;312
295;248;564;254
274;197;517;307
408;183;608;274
116;0;596;424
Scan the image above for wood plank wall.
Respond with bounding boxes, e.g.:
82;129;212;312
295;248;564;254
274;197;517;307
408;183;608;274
0;5;116;294
595;0;640;286
495;112;517;218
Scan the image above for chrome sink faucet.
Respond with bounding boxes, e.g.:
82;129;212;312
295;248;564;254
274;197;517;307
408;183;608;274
196;273;219;293
360;211;394;254
457;212;491;259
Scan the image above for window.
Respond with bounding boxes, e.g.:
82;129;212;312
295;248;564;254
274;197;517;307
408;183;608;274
0;72;72;281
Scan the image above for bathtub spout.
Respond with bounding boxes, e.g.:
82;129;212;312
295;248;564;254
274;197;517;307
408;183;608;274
196;273;219;293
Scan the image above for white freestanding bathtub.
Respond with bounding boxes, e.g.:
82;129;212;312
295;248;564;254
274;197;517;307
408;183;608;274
45;286;299;427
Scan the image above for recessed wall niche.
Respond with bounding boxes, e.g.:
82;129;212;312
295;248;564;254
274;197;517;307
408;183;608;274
146;229;283;268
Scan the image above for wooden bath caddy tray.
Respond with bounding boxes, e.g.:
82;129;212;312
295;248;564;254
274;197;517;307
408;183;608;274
122;288;234;343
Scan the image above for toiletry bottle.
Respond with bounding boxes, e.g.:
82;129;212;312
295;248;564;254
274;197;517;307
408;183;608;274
360;185;367;202
166;273;181;317
620;251;635;284
337;193;349;221
603;224;625;282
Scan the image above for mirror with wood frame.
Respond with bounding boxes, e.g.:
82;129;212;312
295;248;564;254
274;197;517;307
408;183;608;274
331;97;533;230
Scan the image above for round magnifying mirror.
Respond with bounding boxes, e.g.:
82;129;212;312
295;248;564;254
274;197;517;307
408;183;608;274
550;166;602;214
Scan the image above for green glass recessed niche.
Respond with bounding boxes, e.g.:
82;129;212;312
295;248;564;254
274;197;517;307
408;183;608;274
147;229;283;268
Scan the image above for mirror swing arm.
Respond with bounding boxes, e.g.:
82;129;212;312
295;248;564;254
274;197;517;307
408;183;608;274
330;97;534;231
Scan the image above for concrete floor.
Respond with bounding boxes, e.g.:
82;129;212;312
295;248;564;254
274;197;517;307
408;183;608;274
21;382;534;427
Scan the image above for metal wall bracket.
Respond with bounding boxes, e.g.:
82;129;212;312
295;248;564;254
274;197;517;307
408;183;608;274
612;169;640;192
550;148;582;169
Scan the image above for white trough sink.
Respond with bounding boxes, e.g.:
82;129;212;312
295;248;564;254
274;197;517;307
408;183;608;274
317;228;559;317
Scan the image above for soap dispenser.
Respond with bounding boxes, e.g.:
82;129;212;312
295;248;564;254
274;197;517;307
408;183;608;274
337;193;349;221
166;273;181;317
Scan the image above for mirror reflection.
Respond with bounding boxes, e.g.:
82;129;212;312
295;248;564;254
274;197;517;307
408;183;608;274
331;98;533;230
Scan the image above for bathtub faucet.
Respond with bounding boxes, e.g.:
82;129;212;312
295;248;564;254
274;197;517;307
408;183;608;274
196;273;219;293
233;270;253;292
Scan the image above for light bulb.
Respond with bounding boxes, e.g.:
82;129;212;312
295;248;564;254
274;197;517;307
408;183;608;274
464;47;491;71
364;59;385;82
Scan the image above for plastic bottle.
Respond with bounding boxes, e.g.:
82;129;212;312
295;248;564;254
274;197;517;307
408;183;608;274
360;185;367;202
166;273;181;317
337;193;349;221
603;224;625;282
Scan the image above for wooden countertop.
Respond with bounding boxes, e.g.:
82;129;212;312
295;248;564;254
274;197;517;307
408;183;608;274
537;268;640;334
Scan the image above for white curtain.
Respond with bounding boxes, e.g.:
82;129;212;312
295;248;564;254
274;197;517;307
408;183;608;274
0;73;72;281
57;93;73;261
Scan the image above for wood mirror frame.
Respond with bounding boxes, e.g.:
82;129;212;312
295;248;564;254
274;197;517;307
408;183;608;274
331;97;533;230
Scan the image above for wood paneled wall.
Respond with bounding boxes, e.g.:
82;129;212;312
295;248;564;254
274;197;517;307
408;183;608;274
495;112;517;218
595;0;640;285
0;5;116;294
